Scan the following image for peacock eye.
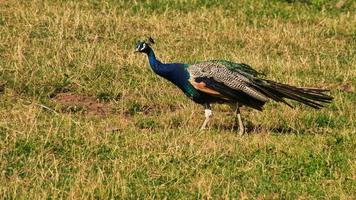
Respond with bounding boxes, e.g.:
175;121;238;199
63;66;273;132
140;43;146;50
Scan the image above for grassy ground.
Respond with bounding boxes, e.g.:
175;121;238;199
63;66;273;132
0;0;355;199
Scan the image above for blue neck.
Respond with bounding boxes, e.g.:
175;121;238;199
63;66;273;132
145;48;196;96
147;49;162;73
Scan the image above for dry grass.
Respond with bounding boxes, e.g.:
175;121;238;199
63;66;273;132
0;0;355;199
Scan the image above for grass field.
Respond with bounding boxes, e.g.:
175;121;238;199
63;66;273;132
0;0;355;199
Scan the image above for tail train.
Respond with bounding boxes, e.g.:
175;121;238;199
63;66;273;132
255;79;333;109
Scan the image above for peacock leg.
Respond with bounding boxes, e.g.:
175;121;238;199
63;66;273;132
235;102;245;135
200;104;212;130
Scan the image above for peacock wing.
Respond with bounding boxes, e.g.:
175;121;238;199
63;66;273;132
187;60;269;102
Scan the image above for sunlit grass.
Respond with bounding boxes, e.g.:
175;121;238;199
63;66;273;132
0;0;355;199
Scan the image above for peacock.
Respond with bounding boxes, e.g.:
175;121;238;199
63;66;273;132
134;38;333;134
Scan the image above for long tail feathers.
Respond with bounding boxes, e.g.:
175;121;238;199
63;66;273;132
256;79;333;109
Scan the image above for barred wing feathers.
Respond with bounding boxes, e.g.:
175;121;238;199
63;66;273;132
188;60;269;102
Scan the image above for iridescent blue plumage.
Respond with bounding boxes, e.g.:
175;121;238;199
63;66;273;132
145;46;197;98
143;46;227;105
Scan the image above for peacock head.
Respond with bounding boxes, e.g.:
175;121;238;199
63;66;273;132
134;37;155;53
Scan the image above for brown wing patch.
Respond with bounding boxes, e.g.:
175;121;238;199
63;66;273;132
189;79;222;96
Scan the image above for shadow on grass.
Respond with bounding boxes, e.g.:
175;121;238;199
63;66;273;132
212;121;295;134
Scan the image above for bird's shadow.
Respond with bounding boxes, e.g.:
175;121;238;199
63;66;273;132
212;120;294;134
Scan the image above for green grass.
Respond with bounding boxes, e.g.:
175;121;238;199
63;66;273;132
0;0;355;199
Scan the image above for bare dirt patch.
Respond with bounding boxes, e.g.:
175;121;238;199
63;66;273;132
51;92;113;116
0;83;5;94
338;82;354;93
325;82;355;93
